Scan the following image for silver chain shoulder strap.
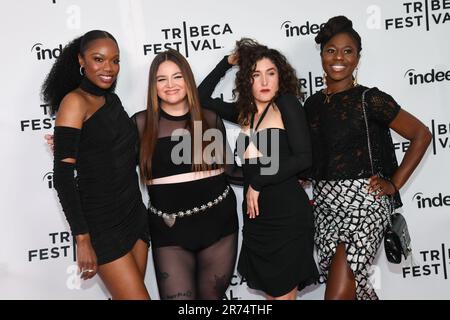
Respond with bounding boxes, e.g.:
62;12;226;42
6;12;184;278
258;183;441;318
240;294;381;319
361;88;374;175
361;88;394;225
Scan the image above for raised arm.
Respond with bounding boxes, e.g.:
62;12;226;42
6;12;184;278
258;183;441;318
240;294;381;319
198;55;239;123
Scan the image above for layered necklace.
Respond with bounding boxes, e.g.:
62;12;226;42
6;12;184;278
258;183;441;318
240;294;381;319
323;81;356;104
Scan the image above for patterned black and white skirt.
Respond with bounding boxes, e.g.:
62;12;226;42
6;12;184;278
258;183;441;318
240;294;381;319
313;178;390;300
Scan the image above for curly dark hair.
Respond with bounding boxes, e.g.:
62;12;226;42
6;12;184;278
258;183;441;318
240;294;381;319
315;16;362;55
41;30;118;115
233;38;301;126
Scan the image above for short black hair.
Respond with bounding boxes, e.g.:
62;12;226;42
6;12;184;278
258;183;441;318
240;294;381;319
315;16;362;54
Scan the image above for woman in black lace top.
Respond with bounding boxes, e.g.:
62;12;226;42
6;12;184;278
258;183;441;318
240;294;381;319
41;30;150;299
305;16;432;300
199;39;318;300
133;49;240;300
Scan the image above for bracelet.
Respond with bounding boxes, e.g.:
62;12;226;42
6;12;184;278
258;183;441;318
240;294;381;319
388;179;399;194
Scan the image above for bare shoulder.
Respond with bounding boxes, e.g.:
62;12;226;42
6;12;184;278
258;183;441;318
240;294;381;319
55;90;88;128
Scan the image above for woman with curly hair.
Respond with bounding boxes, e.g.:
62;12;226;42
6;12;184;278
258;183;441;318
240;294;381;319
306;16;431;299
199;38;318;300
41;30;150;299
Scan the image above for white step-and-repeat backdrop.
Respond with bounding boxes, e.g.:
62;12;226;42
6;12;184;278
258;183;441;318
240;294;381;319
0;0;449;299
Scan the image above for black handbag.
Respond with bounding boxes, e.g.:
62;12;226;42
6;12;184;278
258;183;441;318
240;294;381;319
384;212;411;263
361;89;412;264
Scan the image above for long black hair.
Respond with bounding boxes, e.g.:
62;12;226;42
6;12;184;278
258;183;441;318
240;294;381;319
41;30;118;115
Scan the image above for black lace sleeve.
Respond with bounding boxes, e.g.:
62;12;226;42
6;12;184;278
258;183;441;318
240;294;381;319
53;126;89;235
198;56;239;124
130;110;146;165
367;88;401;126
250;93;312;191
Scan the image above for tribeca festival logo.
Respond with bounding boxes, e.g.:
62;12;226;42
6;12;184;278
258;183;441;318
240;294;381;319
28;231;74;262
412;192;450;209
20;103;55;132
28;231;84;290
223;274;245;300
403;244;450;279
31;43;63;61
27;231;90;290
404;68;450;85
394;120;450;155
43;171;54;189
298;72;325;102
280;20;325;38
143;21;233;57
367;1;450;31
430;120;450;155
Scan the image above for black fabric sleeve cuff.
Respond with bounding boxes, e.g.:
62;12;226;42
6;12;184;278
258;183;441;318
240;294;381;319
250;181;262;192
53;126;88;235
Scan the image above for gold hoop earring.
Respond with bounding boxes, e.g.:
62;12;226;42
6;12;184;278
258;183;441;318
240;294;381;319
353;68;358;86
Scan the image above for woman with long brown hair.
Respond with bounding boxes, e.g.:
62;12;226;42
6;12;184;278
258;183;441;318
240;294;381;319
133;49;240;300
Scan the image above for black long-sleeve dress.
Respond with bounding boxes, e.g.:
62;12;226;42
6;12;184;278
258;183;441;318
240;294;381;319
199;56;318;297
53;79;149;265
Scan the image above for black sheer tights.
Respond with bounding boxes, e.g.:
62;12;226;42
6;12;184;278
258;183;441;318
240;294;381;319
152;232;238;300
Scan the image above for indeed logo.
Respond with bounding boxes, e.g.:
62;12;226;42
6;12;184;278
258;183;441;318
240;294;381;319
280;20;325;38
31;43;63;61
404;68;450;85
43;171;54;189
413;192;450;209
